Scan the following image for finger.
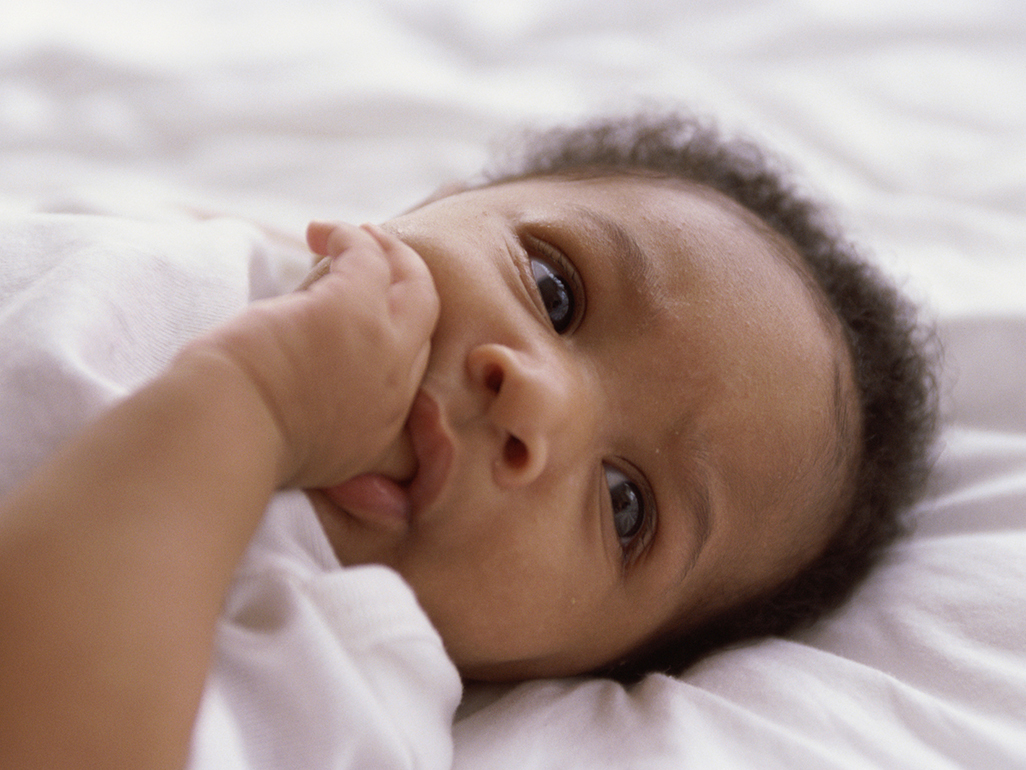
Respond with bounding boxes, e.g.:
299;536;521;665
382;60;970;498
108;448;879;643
360;223;439;325
306;221;437;342
360;223;432;286
326;221;378;259
313;221;429;296
304;222;392;295
305;220;336;257
299;221;386;291
307;220;382;261
371;233;439;351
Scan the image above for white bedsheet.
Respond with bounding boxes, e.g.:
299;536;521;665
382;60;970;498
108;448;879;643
3;0;1025;767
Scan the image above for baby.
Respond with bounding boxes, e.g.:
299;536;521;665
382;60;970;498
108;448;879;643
0;112;936;767
306;113;937;681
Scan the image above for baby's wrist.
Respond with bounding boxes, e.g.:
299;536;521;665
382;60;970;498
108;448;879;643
167;343;294;487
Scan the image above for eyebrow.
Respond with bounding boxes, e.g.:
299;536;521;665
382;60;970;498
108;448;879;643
567;205;663;319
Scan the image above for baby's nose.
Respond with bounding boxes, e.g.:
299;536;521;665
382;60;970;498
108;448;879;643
467;342;590;488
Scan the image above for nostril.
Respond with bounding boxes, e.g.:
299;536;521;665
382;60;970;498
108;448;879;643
503;435;527;468
484;363;503;394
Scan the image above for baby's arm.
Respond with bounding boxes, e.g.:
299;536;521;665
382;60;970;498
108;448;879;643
0;223;437;770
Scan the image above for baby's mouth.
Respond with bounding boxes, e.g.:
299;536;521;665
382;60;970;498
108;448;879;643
317;389;452;531
317;425;418;531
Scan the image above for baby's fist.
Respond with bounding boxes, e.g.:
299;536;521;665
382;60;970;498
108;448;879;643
183;221;439;490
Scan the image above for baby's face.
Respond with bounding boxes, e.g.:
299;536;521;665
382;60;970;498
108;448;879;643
306;174;856;679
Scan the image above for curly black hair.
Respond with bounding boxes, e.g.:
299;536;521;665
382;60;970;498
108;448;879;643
479;111;939;682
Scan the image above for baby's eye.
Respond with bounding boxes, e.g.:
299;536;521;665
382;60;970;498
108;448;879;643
524;237;583;334
531;260;574;333
604;465;648;553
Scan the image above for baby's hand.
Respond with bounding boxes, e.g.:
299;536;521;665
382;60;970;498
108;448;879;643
181;221;439;490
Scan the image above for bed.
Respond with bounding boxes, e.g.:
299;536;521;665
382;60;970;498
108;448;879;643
3;0;1025;766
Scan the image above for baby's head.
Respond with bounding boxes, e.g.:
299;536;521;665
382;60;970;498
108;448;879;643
309;111;937;682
